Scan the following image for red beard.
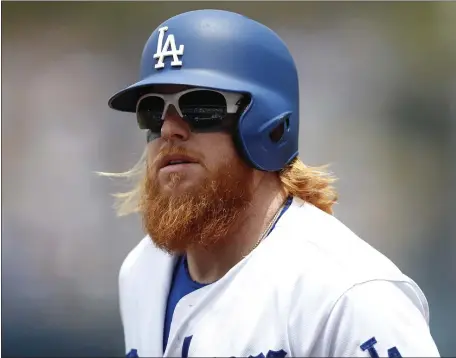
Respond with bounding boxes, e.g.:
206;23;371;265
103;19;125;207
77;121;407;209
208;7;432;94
139;147;254;255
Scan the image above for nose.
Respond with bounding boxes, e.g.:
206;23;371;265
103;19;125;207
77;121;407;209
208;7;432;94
160;106;191;142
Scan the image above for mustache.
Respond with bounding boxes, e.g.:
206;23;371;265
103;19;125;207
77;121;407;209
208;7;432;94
152;145;206;169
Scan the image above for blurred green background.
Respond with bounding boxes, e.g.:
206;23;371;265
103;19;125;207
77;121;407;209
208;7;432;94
2;2;455;357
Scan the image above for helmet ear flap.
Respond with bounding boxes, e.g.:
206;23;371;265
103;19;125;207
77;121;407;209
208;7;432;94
231;94;253;167
233;125;249;168
233;110;294;171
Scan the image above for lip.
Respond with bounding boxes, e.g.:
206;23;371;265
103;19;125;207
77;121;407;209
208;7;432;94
159;162;199;174
159;154;199;170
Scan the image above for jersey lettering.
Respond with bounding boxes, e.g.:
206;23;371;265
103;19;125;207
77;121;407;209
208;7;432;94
126;348;138;357
360;337;402;358
182;335;287;358
249;349;287;358
153;26;184;69
181;335;193;358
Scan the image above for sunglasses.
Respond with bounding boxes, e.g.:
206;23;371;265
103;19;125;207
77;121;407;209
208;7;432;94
136;88;245;141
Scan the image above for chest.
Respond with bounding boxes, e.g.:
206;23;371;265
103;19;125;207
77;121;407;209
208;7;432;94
164;282;292;358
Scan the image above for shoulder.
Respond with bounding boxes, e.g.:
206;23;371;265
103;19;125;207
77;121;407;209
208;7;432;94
117;236;153;339
118;235;174;289
119;236;153;283
332;279;431;331
118;235;175;321
277;197;412;287
266;197;428;321
118;236;155;315
118;236;176;305
275;198;439;356
117;237;176;354
316;279;440;356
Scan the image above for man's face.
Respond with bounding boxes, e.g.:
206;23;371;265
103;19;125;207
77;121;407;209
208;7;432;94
139;86;256;254
148;107;236;195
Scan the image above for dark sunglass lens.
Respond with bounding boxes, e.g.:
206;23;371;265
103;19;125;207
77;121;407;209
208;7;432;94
136;96;165;131
179;90;227;130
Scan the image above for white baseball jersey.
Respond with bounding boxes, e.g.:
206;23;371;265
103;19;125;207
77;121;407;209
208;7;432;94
118;197;440;357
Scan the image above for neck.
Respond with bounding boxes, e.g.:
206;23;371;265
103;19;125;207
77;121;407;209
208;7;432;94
185;175;288;284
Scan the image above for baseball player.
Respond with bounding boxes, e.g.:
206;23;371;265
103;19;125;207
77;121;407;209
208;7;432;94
105;9;440;358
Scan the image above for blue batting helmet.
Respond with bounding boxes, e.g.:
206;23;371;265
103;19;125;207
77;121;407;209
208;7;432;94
108;9;299;171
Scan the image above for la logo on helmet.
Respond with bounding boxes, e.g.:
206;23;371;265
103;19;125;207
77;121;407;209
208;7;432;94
153;26;185;69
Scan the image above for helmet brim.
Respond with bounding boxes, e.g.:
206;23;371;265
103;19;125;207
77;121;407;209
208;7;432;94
108;68;255;113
